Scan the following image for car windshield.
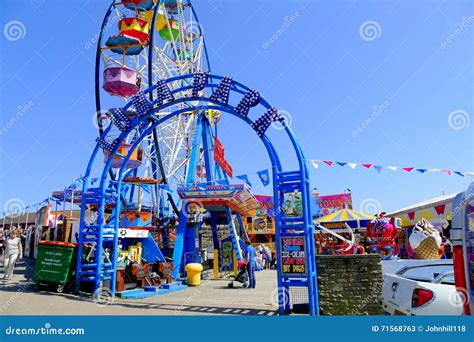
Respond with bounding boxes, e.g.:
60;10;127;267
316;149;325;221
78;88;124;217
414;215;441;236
398;264;453;282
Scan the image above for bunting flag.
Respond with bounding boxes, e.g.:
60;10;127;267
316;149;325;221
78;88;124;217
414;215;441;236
257;169;271;186
434;204;446;216
236;174;252;187
348;163;357;169
310;159;473;178
311;160;321;169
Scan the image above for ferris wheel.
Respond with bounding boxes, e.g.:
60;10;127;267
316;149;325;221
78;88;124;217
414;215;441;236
95;0;211;202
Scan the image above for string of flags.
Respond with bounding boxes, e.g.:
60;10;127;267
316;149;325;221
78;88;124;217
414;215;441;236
310;160;474;178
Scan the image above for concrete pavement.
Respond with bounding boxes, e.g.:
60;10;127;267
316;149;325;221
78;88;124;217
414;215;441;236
0;257;279;316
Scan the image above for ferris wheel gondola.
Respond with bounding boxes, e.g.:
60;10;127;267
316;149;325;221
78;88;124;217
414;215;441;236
94;0;211;214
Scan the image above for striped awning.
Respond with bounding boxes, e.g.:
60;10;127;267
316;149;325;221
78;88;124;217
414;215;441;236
317;209;376;223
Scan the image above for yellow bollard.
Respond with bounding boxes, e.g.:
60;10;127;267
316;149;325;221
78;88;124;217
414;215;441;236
185;263;203;286
213;249;219;280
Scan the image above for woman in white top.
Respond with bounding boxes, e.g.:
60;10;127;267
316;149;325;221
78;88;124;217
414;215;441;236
3;229;22;280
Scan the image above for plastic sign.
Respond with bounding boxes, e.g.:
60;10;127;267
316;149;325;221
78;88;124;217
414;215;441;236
280;236;307;276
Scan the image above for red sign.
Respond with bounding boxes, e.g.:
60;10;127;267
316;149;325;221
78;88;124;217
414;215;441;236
313;193;352;217
214;137;233;177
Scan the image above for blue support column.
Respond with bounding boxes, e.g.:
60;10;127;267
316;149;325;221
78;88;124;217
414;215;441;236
225;207;242;260
210;212;220;250
171;210;188;279
236;213;249;241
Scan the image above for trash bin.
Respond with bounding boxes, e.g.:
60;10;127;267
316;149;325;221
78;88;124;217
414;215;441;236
185;263;203;286
35;241;78;293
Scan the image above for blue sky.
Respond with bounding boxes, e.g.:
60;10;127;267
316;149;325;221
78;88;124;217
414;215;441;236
0;0;472;215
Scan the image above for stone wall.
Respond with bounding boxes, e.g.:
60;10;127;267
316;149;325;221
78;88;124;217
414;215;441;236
316;254;384;315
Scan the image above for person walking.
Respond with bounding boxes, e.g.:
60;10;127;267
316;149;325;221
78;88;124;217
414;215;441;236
245;241;256;289
263;245;272;269
3;229;22;281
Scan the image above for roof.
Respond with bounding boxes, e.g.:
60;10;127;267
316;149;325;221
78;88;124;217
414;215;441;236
386;193;457;217
0;209;81;224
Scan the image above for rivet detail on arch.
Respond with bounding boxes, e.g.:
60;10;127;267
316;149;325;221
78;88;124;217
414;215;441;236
210;76;232;105
192;72;209;97
235;88;261;118
250;107;284;138
131;91;152;116
96;137;119;152
155;79;174;106
108;108;131;131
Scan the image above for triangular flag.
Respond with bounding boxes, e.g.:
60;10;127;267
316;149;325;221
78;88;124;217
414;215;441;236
441;170;452;176
434;204;446;216
236;174;252;187
347;163;357;169
428;169;440;173
311;160;321;170
454;171;464;177
465;172;474;178
416;169;427;173
402;167;414;173
323;160;333;166
362;164;372;169
374;166;382;173
408;212;415;220
336;162;347;167
387;166;397;171
257;169;271;186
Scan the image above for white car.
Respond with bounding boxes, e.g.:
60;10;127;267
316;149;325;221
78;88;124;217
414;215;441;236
381;260;464;315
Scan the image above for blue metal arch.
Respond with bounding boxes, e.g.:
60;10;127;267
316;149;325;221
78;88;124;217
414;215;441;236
78;73;319;315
